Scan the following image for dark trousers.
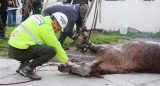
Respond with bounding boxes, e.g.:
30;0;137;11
0;1;8;27
0;1;8;36
22;2;42;22
0;17;5;36
8;45;57;68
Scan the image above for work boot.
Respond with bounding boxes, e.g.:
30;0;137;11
22;66;42;80
0;35;10;40
16;62;29;77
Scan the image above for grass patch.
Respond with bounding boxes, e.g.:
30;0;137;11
0;27;15;48
0;48;3;50
1;26;160;57
123;32;160;38
0;52;8;56
89;34;130;44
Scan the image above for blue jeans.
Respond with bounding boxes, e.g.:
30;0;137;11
7;10;17;27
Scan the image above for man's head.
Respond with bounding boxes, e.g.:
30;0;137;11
79;4;89;19
51;12;68;33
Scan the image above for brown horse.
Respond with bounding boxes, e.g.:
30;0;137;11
58;41;160;77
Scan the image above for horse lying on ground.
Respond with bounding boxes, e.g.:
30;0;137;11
58;41;160;77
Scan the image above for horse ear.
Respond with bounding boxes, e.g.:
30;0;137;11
93;61;104;67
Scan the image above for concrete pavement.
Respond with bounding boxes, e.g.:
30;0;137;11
1;56;160;86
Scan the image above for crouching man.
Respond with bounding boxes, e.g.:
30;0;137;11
8;12;74;80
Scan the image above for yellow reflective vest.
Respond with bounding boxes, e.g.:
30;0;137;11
8;15;69;63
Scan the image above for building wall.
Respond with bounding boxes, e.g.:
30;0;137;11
86;1;160;32
15;0;160;32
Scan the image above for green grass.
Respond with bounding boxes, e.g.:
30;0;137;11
0;52;8;56
121;32;160;38
89;34;130;44
1;26;160;57
0;27;15;48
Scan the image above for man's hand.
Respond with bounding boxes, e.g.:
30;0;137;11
65;61;75;66
82;31;88;38
76;37;84;43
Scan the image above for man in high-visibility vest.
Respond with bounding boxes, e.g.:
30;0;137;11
8;12;74;80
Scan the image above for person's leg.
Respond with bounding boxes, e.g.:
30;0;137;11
0;6;5;37
0;2;9;40
8;44;57;68
22;2;31;22
26;45;56;80
28;45;57;68
7;10;12;27
0;19;9;39
32;3;42;14
1;1;8;27
0;17;5;37
12;10;16;27
8;44;57;80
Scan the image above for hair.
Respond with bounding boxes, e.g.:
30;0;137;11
51;16;57;21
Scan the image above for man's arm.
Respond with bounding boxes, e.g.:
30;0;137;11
42;6;57;16
63;28;84;43
39;25;75;66
39;25;69;63
42;9;51;16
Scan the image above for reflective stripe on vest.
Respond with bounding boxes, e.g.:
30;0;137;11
19;24;41;45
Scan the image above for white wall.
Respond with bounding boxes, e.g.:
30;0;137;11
15;0;160;32
86;1;160;32
16;0;22;24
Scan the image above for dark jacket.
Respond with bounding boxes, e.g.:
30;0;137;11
67;0;92;5
34;0;43;4
43;5;80;39
1;0;9;2
8;0;19;8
